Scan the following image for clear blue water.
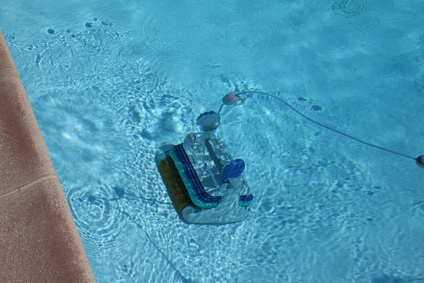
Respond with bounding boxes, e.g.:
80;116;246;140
1;0;424;282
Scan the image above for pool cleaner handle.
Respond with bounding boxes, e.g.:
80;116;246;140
196;111;220;133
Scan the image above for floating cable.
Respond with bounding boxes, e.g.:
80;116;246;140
219;90;417;162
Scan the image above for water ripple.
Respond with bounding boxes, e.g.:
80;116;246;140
67;184;124;251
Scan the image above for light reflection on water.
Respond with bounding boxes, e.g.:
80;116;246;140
2;0;424;281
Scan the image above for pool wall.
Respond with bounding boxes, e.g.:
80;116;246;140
0;28;94;282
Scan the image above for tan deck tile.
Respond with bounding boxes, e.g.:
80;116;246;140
0;77;56;196
0;27;95;281
0;178;95;282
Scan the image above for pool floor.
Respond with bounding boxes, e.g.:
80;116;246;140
1;0;424;281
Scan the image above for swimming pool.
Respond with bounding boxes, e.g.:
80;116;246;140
1;0;424;281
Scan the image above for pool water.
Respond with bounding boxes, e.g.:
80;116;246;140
1;0;424;282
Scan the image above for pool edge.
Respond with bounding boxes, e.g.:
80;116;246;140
0;28;95;282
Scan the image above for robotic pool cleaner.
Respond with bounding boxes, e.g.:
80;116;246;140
156;91;423;225
155;93;252;224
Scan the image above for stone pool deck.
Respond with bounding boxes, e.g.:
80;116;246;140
0;28;95;282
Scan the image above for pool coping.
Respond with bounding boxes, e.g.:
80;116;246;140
0;28;95;282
